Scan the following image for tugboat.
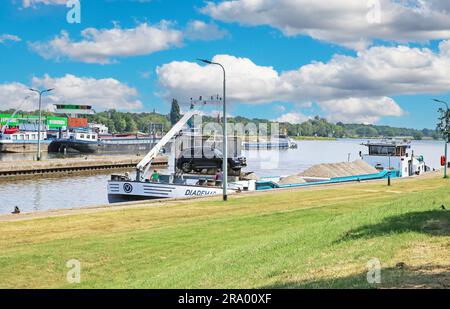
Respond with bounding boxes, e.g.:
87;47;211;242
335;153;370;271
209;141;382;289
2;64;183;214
360;139;428;177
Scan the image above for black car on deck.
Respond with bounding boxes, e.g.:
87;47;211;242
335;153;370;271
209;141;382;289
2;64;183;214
176;147;247;174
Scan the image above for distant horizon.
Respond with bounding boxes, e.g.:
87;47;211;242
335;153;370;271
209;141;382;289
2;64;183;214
0;108;439;132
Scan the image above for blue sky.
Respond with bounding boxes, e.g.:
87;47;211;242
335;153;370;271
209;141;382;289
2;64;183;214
1;0;450;129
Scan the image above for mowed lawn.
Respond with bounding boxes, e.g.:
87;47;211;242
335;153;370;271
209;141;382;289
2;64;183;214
0;174;449;288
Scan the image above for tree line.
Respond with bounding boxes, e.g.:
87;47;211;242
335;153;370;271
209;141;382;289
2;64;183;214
0;99;441;140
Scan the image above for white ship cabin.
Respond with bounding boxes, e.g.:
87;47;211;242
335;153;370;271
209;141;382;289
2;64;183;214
68;131;98;142
89;123;109;135
0;131;47;143
361;140;427;177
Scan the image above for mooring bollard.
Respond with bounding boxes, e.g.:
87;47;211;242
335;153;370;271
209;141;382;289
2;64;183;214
387;175;391;186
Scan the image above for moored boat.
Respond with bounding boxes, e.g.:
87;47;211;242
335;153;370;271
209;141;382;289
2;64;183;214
49;130;161;154
107;109;252;203
0;129;49;153
242;134;297;150
360;139;429;177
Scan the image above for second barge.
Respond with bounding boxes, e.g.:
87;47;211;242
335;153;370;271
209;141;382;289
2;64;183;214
48;131;162;154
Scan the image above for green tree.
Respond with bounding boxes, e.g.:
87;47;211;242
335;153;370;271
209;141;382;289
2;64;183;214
413;131;424;140
170;99;181;125
125;116;138;132
437;107;450;142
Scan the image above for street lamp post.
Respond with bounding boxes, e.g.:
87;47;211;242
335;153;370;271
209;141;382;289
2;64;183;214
198;59;228;201
29;88;54;161
433;99;449;179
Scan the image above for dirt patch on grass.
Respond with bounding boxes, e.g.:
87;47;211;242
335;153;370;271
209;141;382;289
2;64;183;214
422;218;450;236
395;264;450;289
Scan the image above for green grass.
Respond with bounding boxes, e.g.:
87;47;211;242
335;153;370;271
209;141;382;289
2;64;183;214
0;175;449;288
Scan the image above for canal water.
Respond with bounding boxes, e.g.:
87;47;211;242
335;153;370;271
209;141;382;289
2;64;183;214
0;139;444;214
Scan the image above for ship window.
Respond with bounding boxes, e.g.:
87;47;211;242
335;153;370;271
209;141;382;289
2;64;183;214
12;135;17;140
80;134;84;138
395;147;406;156
87;135;90;139
369;146;395;156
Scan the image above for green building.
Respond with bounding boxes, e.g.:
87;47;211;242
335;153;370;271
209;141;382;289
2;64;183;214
0;114;68;129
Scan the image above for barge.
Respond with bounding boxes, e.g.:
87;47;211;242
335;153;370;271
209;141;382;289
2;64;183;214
108;111;430;203
0;129;50;153
107;109;253;203
48;130;162;154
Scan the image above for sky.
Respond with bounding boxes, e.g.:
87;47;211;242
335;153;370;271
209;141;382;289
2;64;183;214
1;0;450;129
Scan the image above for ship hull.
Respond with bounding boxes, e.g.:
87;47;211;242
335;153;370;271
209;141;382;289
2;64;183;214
0;142;50;153
48;140;98;154
49;138;161;154
107;180;229;203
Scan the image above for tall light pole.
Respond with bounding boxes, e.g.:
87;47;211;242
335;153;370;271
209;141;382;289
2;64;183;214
198;59;228;201
29;88;54;161
433;99;449;179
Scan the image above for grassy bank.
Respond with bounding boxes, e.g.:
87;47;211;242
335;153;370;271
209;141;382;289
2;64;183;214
0;174;449;288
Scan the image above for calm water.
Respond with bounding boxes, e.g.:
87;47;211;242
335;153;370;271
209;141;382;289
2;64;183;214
0;139;444;214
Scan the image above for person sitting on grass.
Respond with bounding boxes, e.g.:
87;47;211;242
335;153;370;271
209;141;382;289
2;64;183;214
150;169;160;183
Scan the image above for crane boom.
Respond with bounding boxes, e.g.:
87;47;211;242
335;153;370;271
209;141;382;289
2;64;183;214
1;96;30;135
136;110;200;181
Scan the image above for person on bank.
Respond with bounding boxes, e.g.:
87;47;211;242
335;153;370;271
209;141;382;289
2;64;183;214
150;169;160;183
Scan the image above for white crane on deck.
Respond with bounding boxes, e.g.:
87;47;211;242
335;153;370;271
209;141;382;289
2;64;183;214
136;109;201;181
1;96;31;135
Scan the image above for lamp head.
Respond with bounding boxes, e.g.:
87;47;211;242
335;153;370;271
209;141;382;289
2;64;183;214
197;58;212;64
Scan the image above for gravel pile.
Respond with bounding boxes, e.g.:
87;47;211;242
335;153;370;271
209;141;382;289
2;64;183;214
298;160;378;179
278;175;307;185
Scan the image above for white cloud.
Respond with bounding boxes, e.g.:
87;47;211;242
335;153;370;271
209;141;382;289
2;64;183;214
156;42;450;123
319;97;404;124
21;0;67;8
30;22;183;64
0;82;37;111
275;112;309;124
185;20;229;41
202;0;450;50
274;105;286;113
0;74;143;111
157;54;291;104
0;34;21;44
